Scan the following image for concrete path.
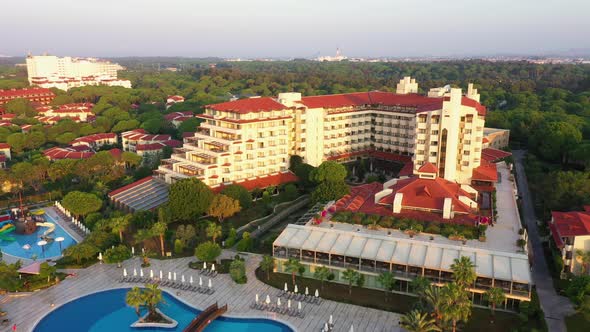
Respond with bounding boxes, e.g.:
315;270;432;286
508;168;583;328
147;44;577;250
1;250;401;332
513;150;574;332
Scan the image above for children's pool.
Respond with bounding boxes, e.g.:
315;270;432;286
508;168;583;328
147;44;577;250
34;288;293;332
0;212;77;260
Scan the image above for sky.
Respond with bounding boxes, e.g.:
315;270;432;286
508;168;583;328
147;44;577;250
1;0;589;58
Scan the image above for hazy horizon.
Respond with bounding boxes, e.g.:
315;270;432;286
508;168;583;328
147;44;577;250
2;0;589;58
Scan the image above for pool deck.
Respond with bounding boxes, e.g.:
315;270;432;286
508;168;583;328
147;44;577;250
1;251;401;332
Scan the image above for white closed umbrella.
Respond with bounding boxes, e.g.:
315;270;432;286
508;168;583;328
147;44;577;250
298;301;302;311
168;271;172;280
181;275;185;283
131;247;135;255
173;272;177;281
140;269;144;277
305;287;309;296
203;261;207;269
277;298;281;306
133;268;137;276
255;294;259;303
294;285;298;293
98;252;103;261
329;314;333;325
315;289;319;297
287;299;291;309
159;270;163;279
199;277;203;287
211;263;215;272
190;276;194;284
284;282;288;292
208;279;212;288
324;323;329;331
349;325;354;332
150;270;154;279
123;268;128;277
265;295;271;305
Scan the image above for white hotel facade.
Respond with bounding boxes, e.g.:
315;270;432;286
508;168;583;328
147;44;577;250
155;77;488;187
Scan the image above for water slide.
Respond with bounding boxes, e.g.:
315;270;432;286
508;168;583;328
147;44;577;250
36;222;56;237
0;220;15;242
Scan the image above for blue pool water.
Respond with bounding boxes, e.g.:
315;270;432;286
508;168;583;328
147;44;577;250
34;288;293;332
0;213;77;260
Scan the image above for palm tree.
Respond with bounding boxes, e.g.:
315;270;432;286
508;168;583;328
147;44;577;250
151;222;167;257
450;256;476;288
376;272;396;302
206;222;222;244
400;310;441;332
284;258;303;286
342;268;359;295
314;266;331;290
142;283;164;321
484;287;506;321
575;249;590;275
259;255;275;281
126;287;144;318
440;282;472;332
424;285;444;325
111;215;131;243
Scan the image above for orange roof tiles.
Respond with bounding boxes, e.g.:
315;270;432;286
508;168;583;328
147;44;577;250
550;210;590;244
417;162;437;174
206;97;288;114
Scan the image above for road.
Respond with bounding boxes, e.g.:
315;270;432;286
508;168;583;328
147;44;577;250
512;150;574;332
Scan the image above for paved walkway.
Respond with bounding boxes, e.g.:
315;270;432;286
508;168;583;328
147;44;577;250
2;251;401;332
513;150;574;332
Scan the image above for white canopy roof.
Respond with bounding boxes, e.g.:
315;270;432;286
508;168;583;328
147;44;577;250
274;224;532;284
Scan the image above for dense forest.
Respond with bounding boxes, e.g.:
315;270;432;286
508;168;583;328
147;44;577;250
0;60;589;216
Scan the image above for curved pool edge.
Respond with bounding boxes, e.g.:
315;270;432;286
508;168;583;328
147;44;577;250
31;286;298;332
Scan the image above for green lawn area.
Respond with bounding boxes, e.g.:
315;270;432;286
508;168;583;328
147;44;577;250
566;313;590;332
256;268;544;332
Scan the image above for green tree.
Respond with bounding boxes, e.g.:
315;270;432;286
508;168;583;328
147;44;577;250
63;243;99;264
177;118;201;134
142;283;164;321
284;258;304;286
103;245;132;264
229;259;247;284
576;250;590;275
310;161;347;183
0;262;21;291
313;265;331;290
399;310;441;332
110;215;131;242
259;255;275;281
151;221;167;256
377;272;396;302
450;256;476;288
195;241;221;262
424;285;444;325
311;180;350;203
126;287;144;318
207;194;241;223
168;178;213;221
440;282;472;332
121;151;142;168
39;262;57;283
532;121;582;164
6;133;26;153
342;268;360;295
484;287;506;320
5;98;35;117
221;184;252;209
206;222;222;243
62;191;103;218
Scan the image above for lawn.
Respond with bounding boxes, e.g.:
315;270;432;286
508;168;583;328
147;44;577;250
256;268;544;332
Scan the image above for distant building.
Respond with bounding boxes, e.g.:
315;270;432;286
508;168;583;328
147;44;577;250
0;143;11;167
0;87;55;105
315;48;348;62
549;207;590;275
26;54;132;91
121;129;181;157
35;103;95;123
70;133;118;149
483;128;510;149
164;111;194;127
166;95;185;109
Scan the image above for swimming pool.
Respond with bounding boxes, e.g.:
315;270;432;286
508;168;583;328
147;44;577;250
0;212;77;260
33;288;293;332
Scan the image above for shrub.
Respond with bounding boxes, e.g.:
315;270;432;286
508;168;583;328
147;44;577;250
461;228;475;239
440;225;456;238
103;245;131;264
174;239;184;254
284;183;299;201
477;224;488;237
351;213;365;225
394;218;409;230
225;228;237;247
424;223;441;234
365;214;380;226
366;175;379;183
229;259;247;284
194;241;221;262
236;232;253;252
86;230;118;250
378;216;394;228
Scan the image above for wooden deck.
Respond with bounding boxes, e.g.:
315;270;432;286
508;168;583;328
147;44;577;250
1;251;401;332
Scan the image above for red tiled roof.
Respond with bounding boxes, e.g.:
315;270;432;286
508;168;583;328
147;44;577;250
0;87;55;99
165;111;193;121
300;91;444;110
108;176;153;197
182;132;195;138
109;148;122;159
481;148;512;163
0;143;10;149
43;147;95;160
482;137;490;144
71;133;117;145
418;162;437;174
206;97;289;114
378;176;474;214
551;210;590;238
472;163;498;182
211;171;299;192
167;95;184;101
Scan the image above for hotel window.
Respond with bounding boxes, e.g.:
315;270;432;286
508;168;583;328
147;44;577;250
463;161;470;166
463;151;470;155
430;152;437;157
418;129;426;134
431;130;439;135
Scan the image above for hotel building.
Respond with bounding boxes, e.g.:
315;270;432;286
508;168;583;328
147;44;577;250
154;77;488;188
26;55;132;91
0;87;55;105
549;207;590;275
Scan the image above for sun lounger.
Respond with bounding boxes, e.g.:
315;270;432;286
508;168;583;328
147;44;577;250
298;311;305;319
210;271;217;278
